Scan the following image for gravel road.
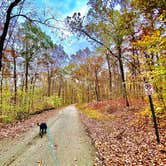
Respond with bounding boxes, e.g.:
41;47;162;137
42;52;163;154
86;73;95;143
0;106;96;166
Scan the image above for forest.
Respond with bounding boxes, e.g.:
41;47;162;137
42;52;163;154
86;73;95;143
0;0;165;122
0;0;166;165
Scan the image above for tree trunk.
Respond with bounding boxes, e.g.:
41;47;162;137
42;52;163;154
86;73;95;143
105;51;112;99
117;46;129;107
51;79;55;96
25;60;29;92
0;0;21;71
58;77;62;98
0;69;3;118
21;74;24;92
94;69;100;101
87;85;90;102
13;50;17;106
47;73;51;97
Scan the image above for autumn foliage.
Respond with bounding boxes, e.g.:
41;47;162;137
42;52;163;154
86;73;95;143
78;99;166;165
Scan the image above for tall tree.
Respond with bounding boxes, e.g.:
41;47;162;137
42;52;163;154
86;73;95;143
65;1;133;106
0;0;22;71
19;21;54;91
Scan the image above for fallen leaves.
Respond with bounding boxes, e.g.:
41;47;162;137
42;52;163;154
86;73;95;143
79;100;166;166
0;109;59;140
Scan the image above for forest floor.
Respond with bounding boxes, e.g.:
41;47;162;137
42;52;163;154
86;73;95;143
79;99;166;166
0;101;166;166
0;106;97;166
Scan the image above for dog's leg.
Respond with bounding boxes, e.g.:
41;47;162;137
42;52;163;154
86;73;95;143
40;132;43;138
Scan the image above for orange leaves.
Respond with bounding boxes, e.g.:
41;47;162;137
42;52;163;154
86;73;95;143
2;48;17;62
132;29;163;54
80;99;166;166
141;30;161;43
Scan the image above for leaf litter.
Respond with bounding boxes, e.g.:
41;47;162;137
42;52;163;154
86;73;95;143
79;100;166;166
0;109;59;140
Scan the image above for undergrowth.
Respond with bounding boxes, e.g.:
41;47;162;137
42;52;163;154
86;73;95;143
77;103;109;120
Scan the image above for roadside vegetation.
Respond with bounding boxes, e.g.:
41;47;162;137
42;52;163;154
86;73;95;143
0;0;165;124
77;99;166;165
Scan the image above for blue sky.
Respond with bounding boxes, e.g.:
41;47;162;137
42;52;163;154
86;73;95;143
34;0;91;55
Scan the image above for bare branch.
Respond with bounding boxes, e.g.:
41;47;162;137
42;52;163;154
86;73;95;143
10;14;66;30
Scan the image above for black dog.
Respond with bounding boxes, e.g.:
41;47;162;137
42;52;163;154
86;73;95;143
37;123;47;138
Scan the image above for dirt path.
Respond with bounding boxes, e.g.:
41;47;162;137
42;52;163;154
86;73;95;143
0;106;96;166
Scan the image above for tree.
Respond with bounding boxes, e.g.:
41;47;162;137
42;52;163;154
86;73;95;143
65;1;132;106
67;48;105;102
131;0;166;110
19;21;54;91
0;0;61;71
0;0;22;71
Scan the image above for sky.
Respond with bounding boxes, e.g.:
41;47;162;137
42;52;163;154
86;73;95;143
34;0;91;55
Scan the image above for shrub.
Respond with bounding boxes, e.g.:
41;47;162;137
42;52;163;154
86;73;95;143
77;104;108;120
52;95;62;108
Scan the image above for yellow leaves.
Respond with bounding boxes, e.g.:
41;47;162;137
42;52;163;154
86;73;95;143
133;29;165;55
140;102;166;119
136;30;161;47
154;30;160;37
160;9;166;23
77;104;108;120
140;108;151;117
82;108;107;120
